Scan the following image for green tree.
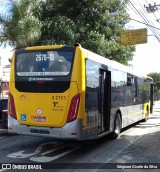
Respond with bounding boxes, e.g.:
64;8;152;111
0;0;135;65
148;72;160;100
0;0;41;47
148;72;160;91
36;0;135;65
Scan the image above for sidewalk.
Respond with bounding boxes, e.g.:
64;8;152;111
109;121;160;163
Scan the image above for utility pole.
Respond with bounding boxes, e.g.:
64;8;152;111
144;2;160;13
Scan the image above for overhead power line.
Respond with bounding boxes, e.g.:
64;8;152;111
128;0;160;43
130;18;160;31
136;0;160;38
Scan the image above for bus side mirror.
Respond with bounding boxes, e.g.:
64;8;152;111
8;58;12;63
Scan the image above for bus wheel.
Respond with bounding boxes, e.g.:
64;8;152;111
110;113;121;139
143;108;149;122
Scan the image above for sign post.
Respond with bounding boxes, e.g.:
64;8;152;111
120;28;147;45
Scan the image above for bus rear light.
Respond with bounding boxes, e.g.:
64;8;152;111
9;92;17;120
67;94;80;123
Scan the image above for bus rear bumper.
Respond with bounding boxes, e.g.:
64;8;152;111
8;115;83;140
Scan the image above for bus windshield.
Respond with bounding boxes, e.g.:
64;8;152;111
16;50;73;76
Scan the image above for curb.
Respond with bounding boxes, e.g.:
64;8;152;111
0;129;8;136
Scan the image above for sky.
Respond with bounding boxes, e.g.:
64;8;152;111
0;0;160;75
0;46;12;65
0;0;12;66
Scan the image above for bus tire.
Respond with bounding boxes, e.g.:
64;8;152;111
110;113;121;139
143;108;149;122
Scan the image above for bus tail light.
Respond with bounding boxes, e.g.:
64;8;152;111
9;92;17;120
67;94;80;123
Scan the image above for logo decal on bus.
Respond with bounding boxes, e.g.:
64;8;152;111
53;102;58;107
21;114;27;121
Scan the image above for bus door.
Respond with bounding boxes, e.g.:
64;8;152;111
98;69;111;134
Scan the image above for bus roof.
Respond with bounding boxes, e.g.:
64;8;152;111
83;47;145;78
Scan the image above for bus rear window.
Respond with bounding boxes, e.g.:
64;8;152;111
16;50;73;76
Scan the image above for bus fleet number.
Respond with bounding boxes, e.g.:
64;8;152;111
52;96;66;100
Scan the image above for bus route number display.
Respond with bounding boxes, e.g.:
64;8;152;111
36;54;55;61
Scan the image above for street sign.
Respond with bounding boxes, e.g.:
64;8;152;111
120;28;147;45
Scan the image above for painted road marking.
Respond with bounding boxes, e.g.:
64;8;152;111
30;145;81;162
7;142;81;162
7;142;57;158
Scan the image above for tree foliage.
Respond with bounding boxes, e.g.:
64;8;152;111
0;0;41;47
0;0;135;65
148;72;160;100
36;0;135;65
148;72;160;91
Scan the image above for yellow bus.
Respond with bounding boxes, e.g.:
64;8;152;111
8;44;153;140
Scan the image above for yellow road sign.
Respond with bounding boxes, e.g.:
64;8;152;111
120;28;147;45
